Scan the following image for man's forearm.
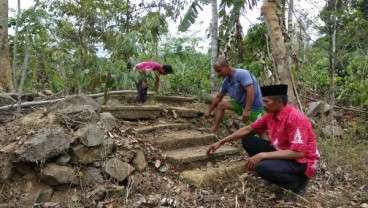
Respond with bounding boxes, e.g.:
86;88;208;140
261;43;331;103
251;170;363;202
262;149;305;160
207;95;222;113
219;126;254;145
245;93;253;111
244;86;254;111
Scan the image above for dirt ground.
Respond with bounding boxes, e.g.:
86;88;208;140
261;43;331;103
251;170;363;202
1;100;368;208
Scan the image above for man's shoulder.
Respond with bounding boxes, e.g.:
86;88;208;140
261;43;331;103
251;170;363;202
285;105;310;122
234;68;249;73
234;68;253;84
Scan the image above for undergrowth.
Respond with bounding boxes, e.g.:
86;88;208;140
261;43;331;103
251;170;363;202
315;116;368;207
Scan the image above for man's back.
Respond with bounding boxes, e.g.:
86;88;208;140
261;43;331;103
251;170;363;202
219;68;263;110
136;62;162;72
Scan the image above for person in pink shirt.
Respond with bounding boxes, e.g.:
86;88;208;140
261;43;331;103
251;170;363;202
133;61;173;103
206;84;319;196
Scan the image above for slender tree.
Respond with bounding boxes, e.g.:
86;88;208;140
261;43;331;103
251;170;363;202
328;0;339;139
16;0;39;114
0;0;14;92
210;0;218;92
12;0;20;90
261;0;298;105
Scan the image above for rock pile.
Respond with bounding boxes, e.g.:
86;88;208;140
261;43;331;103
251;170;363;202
0;95;148;207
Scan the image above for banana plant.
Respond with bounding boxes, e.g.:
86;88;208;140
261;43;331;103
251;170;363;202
179;0;258;35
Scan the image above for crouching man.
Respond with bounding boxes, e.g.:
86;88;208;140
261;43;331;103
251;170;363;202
206;84;320;196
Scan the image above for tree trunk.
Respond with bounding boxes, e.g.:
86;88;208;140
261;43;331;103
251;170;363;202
12;0;20;90
16;25;30;114
16;0;39;114
296;17;304;67
329;0;338;139
210;0;218;93
285;0;303;112
0;0;14;92
287;0;293;70
236;18;243;63
261;0;298;105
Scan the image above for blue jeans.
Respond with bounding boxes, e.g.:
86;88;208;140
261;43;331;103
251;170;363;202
241;135;308;191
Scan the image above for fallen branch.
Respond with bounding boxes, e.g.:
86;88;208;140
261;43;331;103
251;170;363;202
0;98;63;110
332;105;366;114
0;92;47;99
301;95;366;114
88;90;153;98
0;90;153;111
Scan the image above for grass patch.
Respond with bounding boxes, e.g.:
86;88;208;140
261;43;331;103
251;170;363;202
315;117;368;206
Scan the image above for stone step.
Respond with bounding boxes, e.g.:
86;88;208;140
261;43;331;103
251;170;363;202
179;161;246;188
166;107;203;118
96;90;154;104
164;145;241;169
154;95;197;105
134;123;191;134
105;93;197;105
101;105;162;120
102;104;203;120
155;130;216;150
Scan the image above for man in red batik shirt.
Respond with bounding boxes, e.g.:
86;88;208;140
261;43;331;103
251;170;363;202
206;84;319;196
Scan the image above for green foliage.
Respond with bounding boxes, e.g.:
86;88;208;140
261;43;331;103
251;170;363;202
179;0;258;36
7;0;367;111
166;61;211;94
178;0;211;32
218;0;259;41
362;0;368;19
241;22;269;79
142;12;168;43
219;0;244;34
339;55;368;106
160;36;212;95
311;0;368;108
8;0;173;94
297;36;330;95
129;70;157;84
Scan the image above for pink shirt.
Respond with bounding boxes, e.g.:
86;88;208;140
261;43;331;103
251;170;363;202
250;105;320;177
136;62;163;73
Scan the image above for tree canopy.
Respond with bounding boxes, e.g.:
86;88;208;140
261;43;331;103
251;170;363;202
3;0;368;109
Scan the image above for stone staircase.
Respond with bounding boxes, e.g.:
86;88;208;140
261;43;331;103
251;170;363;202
101;94;247;188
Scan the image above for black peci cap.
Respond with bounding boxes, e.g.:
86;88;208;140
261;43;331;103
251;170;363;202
261;84;288;97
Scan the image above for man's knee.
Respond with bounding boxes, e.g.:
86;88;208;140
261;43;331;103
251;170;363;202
255;161;276;179
241;135;258;149
217;101;232;110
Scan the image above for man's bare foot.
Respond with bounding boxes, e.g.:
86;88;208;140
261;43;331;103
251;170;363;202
196;127;216;134
196;127;209;132
209;127;218;134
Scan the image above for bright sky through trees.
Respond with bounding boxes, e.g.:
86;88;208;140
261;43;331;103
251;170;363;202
8;0;324;51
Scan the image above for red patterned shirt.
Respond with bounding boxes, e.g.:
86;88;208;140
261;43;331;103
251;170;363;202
250;104;320;177
136;62;163;73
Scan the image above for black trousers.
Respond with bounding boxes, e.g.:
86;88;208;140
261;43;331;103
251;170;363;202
241;135;308;191
136;81;147;103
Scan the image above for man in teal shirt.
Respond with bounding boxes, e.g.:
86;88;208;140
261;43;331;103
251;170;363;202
204;57;264;134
